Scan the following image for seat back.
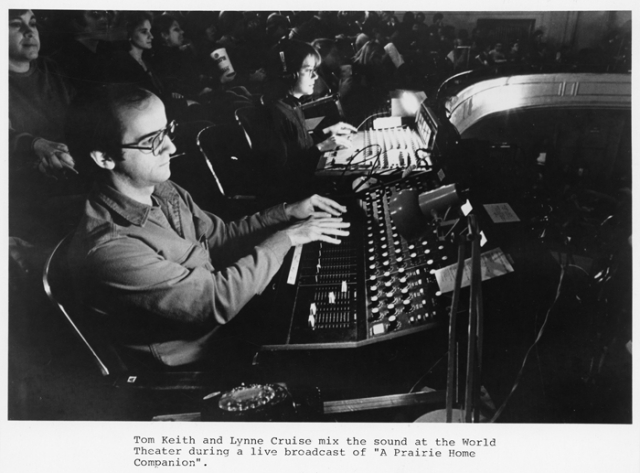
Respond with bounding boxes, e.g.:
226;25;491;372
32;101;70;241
235;105;270;151
196;123;258;200
42;236;228;397
42;234;123;377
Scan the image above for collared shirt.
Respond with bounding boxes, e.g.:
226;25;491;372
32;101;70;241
68;180;292;365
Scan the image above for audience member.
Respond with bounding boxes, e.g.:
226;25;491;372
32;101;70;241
489;42;507;63
7;8;633;244
345;39;401;122
265;13;290;48
151;13;204;98
309;38;353;100
9;9;86;242
103;11;194;122
50;10;119;93
103;12;165;96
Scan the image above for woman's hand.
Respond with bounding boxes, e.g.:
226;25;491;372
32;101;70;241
249;68;266;82
323;121;357;137
32;138;78;178
285;194;347;220
284;217;350;246
316;134;353;153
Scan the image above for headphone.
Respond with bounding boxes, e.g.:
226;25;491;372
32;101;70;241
278;50;299;84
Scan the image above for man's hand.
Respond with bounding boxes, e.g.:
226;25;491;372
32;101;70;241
285;194;347;220
285;217;350;246
323;121;357;137
32;138;78;178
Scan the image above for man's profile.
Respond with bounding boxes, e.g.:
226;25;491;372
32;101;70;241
66;84;350;369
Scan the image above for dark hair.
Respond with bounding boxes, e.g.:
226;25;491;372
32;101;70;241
266;13;289;30
123;11;153;39
152;13;180;48
263;39;321;102
60;10;89;31
217;10;244;36
61;10;115;31
9;9;30;18
65;85;156;176
182;10;218;41
353;40;385;66
311;38;337;59
266;39;321;80
154;13;179;37
402;12;415;24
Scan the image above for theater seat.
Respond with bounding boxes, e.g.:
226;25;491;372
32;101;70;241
42;234;224;398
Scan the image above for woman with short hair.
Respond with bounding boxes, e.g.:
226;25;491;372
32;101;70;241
258;39;355;198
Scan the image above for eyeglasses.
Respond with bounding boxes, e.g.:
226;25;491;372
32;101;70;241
300;66;319;77
121;120;177;156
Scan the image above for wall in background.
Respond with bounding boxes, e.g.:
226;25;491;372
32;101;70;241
398;11;631;51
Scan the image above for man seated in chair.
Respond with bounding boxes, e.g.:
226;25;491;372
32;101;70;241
66;84;349;370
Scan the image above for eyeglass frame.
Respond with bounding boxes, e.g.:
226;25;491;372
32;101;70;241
299;65;319;78
120;120;178;156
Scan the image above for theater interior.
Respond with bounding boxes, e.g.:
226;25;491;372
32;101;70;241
7;10;632;424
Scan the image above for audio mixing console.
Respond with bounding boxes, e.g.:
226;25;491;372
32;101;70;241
316;100;441;177
260;173;455;350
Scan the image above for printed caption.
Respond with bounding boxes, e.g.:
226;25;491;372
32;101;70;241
132;435;499;467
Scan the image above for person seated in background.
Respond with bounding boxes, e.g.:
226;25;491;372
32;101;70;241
427;12;446;50
288;11;339;43
103;11;165;96
65;84;350;369
176;11;260;123
346;40;392;122
261;39;356;199
489;41;507;63
9;9;86;243
184;10;220;79
309;38;353;101
50;10;119;94
473;40;494;67
508;40;524;63
102;11;191;121
202;11;268;95
265;13;290;48
151;13;206;99
354;32;370;53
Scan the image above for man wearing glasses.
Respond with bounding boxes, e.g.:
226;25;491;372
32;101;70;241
66;84;350;369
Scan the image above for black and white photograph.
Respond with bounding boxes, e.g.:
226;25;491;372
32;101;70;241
3;3;638;472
